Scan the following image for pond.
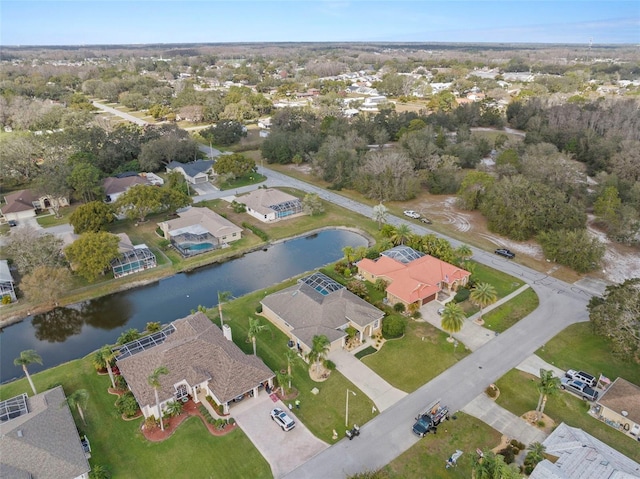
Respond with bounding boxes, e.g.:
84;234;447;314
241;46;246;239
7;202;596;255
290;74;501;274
1;229;367;384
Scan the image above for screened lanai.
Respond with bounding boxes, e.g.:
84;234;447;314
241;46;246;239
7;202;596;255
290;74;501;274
169;224;217;256
269;198;303;218
0;260;16;302
381;245;425;264
111;245;157;278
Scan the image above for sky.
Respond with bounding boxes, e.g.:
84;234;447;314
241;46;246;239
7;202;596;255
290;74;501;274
2;1;639;46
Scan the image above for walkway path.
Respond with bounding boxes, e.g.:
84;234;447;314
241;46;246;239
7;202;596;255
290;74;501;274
329;349;407;412
462;394;547;445
92;101;149;126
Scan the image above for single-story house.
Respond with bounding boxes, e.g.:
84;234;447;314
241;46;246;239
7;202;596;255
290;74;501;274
357;246;470;309
166;160;214;184
1;189;69;223
594;377;640;439
0;260;16;303
530;422;640;479
158;207;242;256
261;272;385;353
116;312;274;417
239;188;303;223
110;233;157;279
102;176;151;204
0;386;91;479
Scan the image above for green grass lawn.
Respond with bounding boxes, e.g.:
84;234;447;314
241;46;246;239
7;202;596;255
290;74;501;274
0;356;271;479
218;288;378;443
218;172;267;190
383;412;502;479
481;287;539;333
35;204;79;227
536;322;640;385
495;369;640;462
362;320;470;393
471;262;525;298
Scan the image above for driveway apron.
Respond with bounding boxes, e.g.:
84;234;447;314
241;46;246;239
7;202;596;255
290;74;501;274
329;349;407;411
232;393;328;478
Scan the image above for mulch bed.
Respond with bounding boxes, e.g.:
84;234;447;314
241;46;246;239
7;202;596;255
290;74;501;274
141;399;236;442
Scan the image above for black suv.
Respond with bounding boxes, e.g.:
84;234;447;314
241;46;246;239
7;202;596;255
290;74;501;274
412;402;450;437
494;248;515;259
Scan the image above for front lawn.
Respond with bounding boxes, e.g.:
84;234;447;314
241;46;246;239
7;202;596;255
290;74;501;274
481;287;539;333
0;356;271;479
218;172;267;190
495;369;640;461
362;320;470;393
36;204;80;227
383;412;502;479
536;322;640;385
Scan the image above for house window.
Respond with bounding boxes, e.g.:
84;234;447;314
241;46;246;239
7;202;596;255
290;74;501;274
175;384;188;400
232;233;237;237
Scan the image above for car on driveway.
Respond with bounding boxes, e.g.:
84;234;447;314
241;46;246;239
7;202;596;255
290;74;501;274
437;307;445;316
560;378;599;401
412;400;450;437
494;248;515;259
7;220;17;227
403;210;421;219
270;407;296;431
565;369;596;387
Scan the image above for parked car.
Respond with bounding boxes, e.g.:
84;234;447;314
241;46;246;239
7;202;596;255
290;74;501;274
420;217;432;224
7;220;17;227
437;307;445;316
494;248;515;259
403;210;421;219
270;407;296;431
565;369;596;387
412;401;450;437
560;377;599;401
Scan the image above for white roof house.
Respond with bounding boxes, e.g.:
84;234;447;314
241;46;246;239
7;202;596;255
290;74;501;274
239;188;303;223
0;259;16;302
530;422;640;479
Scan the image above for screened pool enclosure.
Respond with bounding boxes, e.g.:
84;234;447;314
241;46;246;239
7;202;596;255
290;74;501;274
111;245;157;278
168;224;218;257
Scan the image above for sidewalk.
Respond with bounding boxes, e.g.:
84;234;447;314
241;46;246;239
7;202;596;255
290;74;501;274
462;394;547;445
329;348;407;412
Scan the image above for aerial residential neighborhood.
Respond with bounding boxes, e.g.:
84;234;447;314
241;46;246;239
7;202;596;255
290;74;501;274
0;2;639;479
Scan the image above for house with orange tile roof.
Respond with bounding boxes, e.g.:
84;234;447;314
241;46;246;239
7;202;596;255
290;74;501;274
357;246;470;309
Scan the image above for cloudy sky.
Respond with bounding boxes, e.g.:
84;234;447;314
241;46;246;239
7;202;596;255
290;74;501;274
2;1;639;46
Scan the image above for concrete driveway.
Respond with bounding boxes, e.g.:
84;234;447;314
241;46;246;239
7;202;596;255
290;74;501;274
192;182;218;196
232;393;328;478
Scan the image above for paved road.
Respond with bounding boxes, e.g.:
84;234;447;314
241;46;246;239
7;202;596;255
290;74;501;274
92;101;149;126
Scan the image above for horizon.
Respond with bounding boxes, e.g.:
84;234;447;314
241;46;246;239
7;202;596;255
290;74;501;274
2;1;639;47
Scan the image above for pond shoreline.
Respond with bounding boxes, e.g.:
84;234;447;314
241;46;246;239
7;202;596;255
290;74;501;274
0;226;373;329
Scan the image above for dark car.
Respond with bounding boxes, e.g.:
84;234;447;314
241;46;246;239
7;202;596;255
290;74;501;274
7;220;17;227
412;402;450;437
560;378;599;401
420;217;432;224
494;248;515;259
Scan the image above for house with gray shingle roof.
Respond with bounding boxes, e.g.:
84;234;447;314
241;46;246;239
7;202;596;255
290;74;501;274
166;160;214;184
1;189;70;223
117;312;274;417
102;175;151;204
595;377;640;439
239;188;303;223
260;272;384;353
0;386;91;479
529;422;640;479
0;259;16;302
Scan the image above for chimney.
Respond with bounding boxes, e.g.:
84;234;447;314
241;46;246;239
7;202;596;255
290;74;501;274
222;324;232;341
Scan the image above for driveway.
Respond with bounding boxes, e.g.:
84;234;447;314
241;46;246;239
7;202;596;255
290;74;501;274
329;349;407;412
191;182;218;196
232;393;328;478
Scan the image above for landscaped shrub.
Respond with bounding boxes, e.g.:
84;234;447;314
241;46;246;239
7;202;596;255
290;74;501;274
114;374;127;391
498;446;515;464
453;288;470;303
232;201;246;213
323;359;336;370
115;392;140;418
227;417;235;425
215;418;227;429
1;295;11;305
334;260;349;276
143;416;158;429
485;385;498;398
347;279;367;298
382;315;407;339
511;439;525;450
242;222;268;241
89;464;112;479
355;346;377;359
393;302;406;313
255;304;263;314
198;404;216;424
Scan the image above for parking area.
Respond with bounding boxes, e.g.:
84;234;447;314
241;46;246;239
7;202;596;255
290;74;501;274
192;182;219;195
232;393;328;478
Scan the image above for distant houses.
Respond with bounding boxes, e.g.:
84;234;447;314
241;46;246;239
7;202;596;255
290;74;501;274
0;189;69;223
166;160;214;185
102;176;151;204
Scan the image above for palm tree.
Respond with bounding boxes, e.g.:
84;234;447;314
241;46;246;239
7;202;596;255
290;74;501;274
536;368;561;421
247;317;269;356
440;303;465;341
470;282;497;323
165;400;184;418
391;224;412;246
354;246;368;262
14;349;42;396
455;244;473;262
342;246;355;266
97;344;118;389
309;335;330;374
474;451;519;479
66;389;90;425
217;291;232;327
275;370;291;395
147;366;169;431
525;441;546;473
372;203;388;230
285;348;297;390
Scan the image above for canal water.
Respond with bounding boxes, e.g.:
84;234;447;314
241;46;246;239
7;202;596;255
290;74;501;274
1;229;367;384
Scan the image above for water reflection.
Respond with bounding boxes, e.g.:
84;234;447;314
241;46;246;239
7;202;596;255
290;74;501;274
0;230;367;383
